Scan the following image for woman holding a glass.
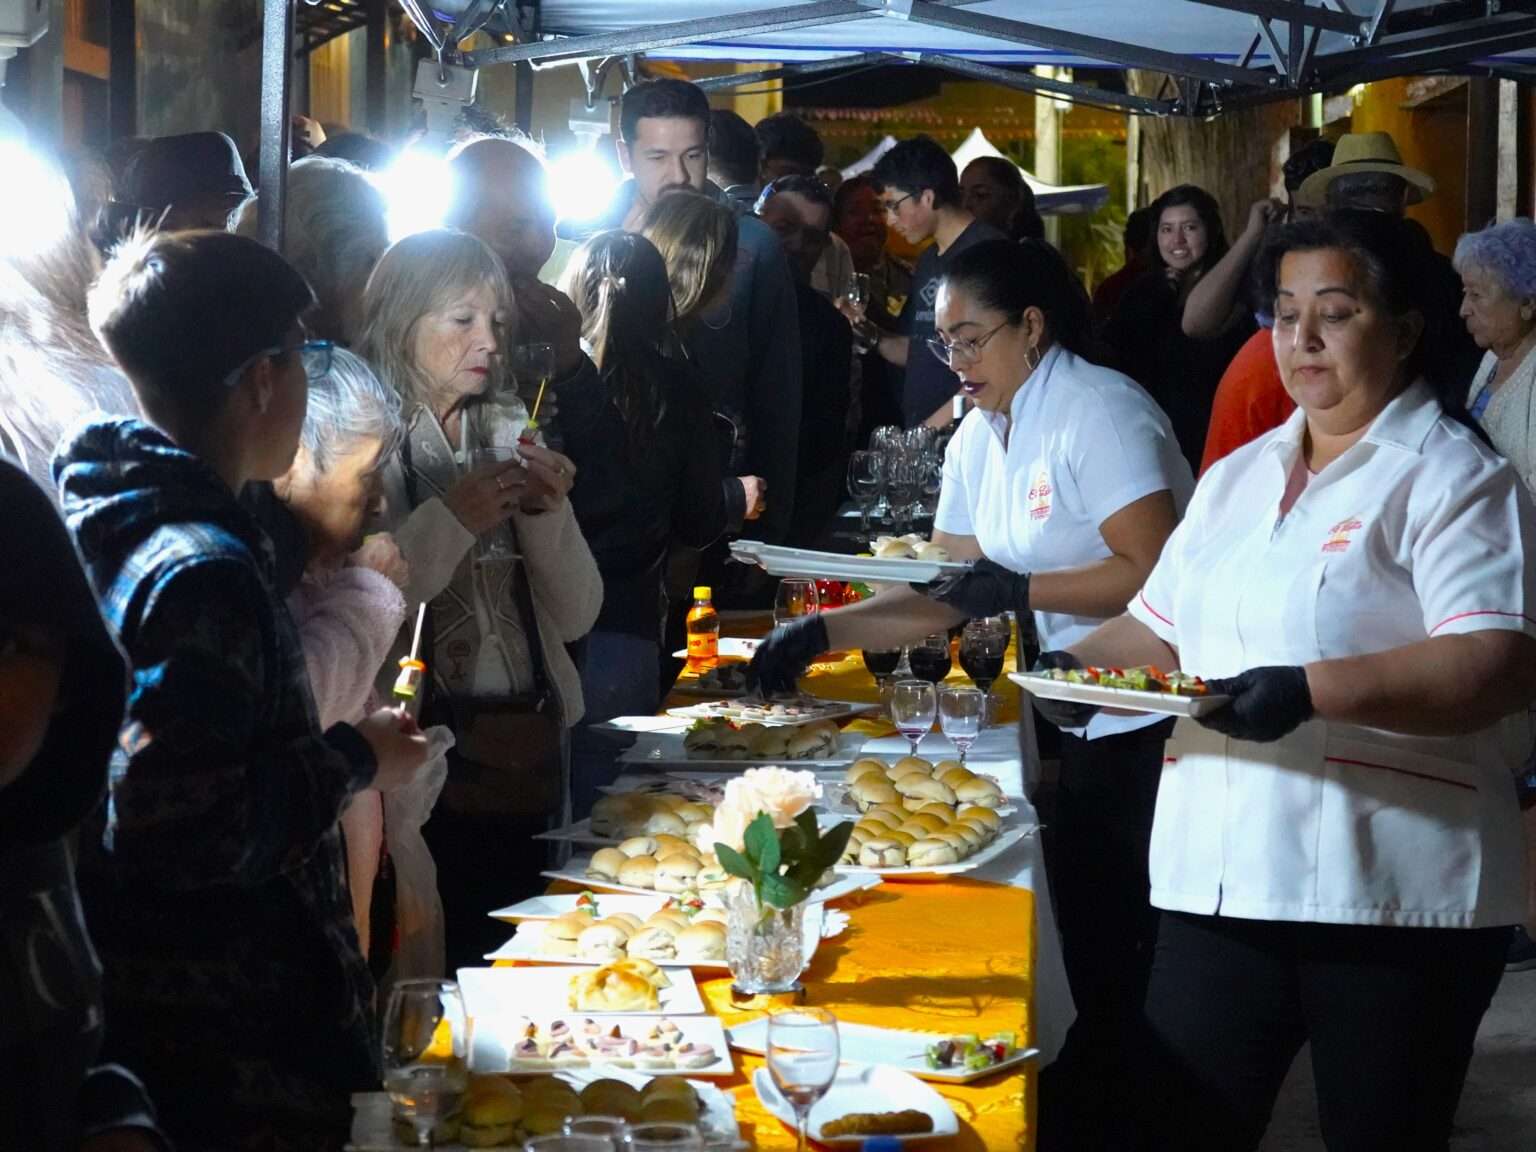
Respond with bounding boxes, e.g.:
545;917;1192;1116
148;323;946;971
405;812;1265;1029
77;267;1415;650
748;238;1193;1082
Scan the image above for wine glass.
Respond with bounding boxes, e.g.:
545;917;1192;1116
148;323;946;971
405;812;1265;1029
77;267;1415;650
766;1008;840;1152
939;685;985;764
622;1124;704;1150
890;678;937;757
381;979;470;1147
870;425;902;520
885;452;920;535
563;1115;631;1148
470;445;521;561
907;633;953;685
919;456;944;515
847;450;886;534
774;578;820;630
843;271;871;316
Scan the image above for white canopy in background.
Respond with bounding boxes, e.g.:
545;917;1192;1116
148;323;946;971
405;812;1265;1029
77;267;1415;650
839;134;897;179
950;126;1108;215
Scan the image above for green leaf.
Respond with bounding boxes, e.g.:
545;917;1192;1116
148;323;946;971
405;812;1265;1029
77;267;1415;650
744;814;780;874
779;822;809;862
715;843;757;883
815;820;856;871
759;872;807;910
795;809;819;840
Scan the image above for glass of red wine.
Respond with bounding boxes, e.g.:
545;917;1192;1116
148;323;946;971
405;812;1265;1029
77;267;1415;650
960;618;1010;727
907;633;953;685
861;647;902;690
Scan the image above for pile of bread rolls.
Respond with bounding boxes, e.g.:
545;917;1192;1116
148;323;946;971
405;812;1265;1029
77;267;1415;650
589;792;715;841
682;717;840;760
451;1073;706;1143
531;902;728;964
843;757;1006;869
872;534;951;562
584;831;729;894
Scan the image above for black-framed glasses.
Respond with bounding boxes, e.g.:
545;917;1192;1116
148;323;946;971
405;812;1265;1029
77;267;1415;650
221;337;334;389
882;193;914;217
926;321;1010;366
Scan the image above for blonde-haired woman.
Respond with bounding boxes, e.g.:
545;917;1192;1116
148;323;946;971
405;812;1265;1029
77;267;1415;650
640;191;739;328
358;228;602;968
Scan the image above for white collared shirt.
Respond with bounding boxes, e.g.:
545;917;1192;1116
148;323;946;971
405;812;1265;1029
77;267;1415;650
1128;381;1536;928
935;345;1194;739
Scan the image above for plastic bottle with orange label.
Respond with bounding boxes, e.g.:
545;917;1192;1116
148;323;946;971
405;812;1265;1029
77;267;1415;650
685;586;719;672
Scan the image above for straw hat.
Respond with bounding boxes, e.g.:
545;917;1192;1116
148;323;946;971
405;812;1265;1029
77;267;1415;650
1296;131;1435;208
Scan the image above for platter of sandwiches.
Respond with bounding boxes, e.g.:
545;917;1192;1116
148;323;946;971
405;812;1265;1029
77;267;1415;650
729;539;971;585
619;718;866;769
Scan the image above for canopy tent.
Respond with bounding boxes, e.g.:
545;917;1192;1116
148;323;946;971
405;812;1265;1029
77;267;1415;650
949;126;1109;215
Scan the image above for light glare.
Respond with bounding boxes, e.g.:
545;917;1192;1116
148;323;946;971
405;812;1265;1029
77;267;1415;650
0;140;72;261
380;146;455;242
548;149;619;223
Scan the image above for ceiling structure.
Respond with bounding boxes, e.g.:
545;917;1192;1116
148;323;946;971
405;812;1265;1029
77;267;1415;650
432;0;1536;117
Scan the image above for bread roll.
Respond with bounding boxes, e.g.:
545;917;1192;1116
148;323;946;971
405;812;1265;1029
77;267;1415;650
858;811;897;831
871;803;909;825
873;537;915;558
944;823;985;851
955;818;996;845
652;834;694;858
643;809;687;836
892;756;933;777
569;964;659;1011
858;838;908;867
587;847;628;882
642;1076;700;1107
916;802;957;821
618;835;659;858
928;829;970;855
676;920;727;960
618;855;658;889
908;838;961;867
913;541;951;562
840;837;864;864
695;863;730;888
607;913;644;933
847;758;889;783
580;1078;643;1121
590;794;645;837
654;854;702;893
628;924;678;960
750;726;792;758
900;813;947;835
674;802;713;824
539;912;589;956
853;780;899;811
641;1096;702;1123
895;776;957;804
955;776;1005;808
577;920;631;962
884;828;917;847
460;1077;523;1147
654;794;692;812
957;804;1002;830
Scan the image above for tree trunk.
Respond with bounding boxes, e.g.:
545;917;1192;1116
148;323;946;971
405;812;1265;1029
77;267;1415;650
1128;71;1300;240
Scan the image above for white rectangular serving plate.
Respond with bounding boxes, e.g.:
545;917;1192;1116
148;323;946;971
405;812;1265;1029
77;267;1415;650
542;861;882;906
835;821;1033;879
671;637;760;661
753;1062;958;1144
664;699;873;725
456;964;705;1017
488;893;668;922
729;1017;1037;1085
1009;671;1229;718
618;730;867;769
484;905;827;972
464;1012;735;1079
348;1070;742;1150
536;809;846;848
730;540;971;585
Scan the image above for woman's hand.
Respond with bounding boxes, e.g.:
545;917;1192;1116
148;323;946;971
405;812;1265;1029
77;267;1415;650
1030;651;1100;730
740;476;767;521
515;443;577;514
348;533;410;589
356;707;431;793
1197;666;1313;742
923;558;1030;619
442;458;524;536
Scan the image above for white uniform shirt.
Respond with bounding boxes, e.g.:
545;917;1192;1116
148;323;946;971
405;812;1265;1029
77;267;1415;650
935;345;1194;739
1128;381;1536;928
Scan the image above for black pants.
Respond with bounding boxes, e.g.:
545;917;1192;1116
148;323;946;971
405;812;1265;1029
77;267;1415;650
1138;911;1510;1152
1038;718;1172;1151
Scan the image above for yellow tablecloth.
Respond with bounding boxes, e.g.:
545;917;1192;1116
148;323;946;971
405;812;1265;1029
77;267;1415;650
530;880;1036;1150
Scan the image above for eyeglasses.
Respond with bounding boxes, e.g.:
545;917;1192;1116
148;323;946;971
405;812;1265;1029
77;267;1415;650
881;193;914;217
221;337;334;389
926;321;1010;366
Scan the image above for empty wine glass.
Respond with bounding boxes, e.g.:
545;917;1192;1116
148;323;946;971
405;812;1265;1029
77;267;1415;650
847;450;886;534
382;979;469;1147
939;685;985;764
562;1114;632;1148
766;1008;840;1152
843;271;871;316
870;425;902;519
774;578;820;630
621;1123;704;1150
890;678;937;757
886;453;920;535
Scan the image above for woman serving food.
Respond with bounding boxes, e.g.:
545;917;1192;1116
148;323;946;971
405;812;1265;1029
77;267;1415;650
1045;211;1536;1150
750;238;1193;1093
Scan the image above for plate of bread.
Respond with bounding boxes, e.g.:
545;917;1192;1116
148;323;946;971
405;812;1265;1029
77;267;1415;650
349;1069;742;1149
729;540;971;586
619;719;866;767
544;856;882;906
754;1063;957;1145
457;961;706;1017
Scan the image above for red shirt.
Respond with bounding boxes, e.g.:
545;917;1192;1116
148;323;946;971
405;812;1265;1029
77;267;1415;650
1199;328;1296;476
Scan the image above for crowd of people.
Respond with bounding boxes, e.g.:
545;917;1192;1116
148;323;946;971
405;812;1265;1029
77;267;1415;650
3;68;1536;1152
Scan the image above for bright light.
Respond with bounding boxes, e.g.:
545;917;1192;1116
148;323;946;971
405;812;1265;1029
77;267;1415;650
0;139;73;261
380;146;456;242
548;147;620;224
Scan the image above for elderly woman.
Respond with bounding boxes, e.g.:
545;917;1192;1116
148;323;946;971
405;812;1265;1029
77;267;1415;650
1456;217;1536;972
357;228;602;969
1038;211;1536;1150
232;156;389;346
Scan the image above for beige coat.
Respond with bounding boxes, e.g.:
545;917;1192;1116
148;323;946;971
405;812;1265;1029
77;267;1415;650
1470;344;1536;496
379;401;603;729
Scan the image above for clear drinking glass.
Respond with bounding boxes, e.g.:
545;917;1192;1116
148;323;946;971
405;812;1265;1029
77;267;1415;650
621;1124;705;1150
526;1135;614;1152
889;678;937;757
509;340;556;409
870;425;902;519
939;684;985;764
381;979;470;1148
766;1007;840;1152
774;578;820;630
560;1115;632;1148
846;450;886;534
885;453;920;535
470;445;521;561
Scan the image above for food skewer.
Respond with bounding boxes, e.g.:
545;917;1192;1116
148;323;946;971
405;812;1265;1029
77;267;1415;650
393;602;427;713
518;377;550;445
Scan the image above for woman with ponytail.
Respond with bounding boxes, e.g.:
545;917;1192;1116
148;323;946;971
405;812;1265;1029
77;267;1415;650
559;231;744;809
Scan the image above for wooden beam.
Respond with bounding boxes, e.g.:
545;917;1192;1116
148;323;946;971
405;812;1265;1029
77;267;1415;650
108;0;135;140
1465;76;1498;231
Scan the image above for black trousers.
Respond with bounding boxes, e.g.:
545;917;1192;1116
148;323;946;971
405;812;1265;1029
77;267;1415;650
1138;911;1510;1152
1038;718;1172;1151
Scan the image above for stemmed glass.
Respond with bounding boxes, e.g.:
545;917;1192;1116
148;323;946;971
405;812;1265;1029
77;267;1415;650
939;685;985;764
960;618;1010;725
382;979;470;1148
766;1008;840;1152
622;1124;704;1150
886;452;920;535
870;425;902;520
919;456;944;515
774;578;820;629
470;444;521;561
847;450;886;534
563;1114;632;1147
890;678;937;757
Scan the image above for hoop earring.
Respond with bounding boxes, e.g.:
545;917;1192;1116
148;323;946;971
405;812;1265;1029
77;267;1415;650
1025;345;1042;372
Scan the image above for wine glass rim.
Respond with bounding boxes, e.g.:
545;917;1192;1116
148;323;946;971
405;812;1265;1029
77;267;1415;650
939;683;985;698
768;1006;838;1025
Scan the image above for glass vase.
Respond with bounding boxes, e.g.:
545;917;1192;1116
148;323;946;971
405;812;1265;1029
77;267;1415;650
725;884;807;995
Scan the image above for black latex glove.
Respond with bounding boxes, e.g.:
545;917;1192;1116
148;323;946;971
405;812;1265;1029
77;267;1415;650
921;558;1031;620
747;613;830;698
1030;650;1100;730
1197;666;1313;743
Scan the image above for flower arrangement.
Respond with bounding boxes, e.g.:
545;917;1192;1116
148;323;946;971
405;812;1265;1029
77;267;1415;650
699;769;854;912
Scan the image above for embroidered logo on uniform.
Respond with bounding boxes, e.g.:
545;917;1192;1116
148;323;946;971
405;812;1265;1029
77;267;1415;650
1322;517;1363;553
1028;471;1053;521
